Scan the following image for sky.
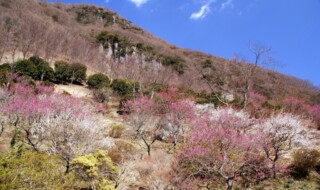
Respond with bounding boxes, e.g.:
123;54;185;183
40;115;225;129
49;0;320;86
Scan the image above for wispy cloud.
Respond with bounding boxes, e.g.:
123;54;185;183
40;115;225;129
128;0;149;7
220;0;233;11
190;0;215;20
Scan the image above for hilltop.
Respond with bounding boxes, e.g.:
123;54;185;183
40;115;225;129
0;0;319;105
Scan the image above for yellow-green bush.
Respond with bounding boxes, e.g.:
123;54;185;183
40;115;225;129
0;150;78;190
71;150;118;190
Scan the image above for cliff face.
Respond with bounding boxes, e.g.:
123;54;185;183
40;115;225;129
0;0;319;103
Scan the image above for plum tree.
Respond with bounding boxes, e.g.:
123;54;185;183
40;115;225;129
176;116;268;190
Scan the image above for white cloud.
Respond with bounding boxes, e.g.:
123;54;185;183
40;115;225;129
128;0;149;7
220;0;234;11
190;0;214;20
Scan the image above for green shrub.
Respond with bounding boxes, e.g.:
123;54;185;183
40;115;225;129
87;73;111;89
54;61;71;84
111;78;139;96
0;63;11;71
96;31;122;47
13;60;38;78
29;56;55;81
136;43;153;53
54;61;87;84
161;56;186;74
69;63;87;84
109;124;125;138
3;57;55;83
201;59;214;69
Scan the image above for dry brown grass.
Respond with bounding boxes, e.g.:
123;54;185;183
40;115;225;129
0;0;318;104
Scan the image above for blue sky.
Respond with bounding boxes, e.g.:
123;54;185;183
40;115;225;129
50;0;320;86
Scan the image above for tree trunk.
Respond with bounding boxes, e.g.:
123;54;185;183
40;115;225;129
243;80;249;109
41;72;44;82
173;140;177;152
24;128;39;151
0;124;3;137
226;178;234;190
272;161;276;179
142;137;152;156
65;160;70;174
147;144;151;156
150;90;155;99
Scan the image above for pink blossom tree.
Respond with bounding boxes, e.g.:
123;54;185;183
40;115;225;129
123;87;197;155
177;116;268;190
0;84;114;172
156;87;196;151
123;96;161;156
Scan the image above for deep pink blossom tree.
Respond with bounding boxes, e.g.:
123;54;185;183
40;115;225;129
156;88;196;151
123;87;197;155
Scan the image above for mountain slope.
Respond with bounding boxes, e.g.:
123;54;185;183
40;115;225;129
0;0;319;104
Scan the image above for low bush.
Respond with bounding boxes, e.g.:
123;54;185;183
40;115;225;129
11;57;55;82
0;63;11;71
201;59;214;69
54;61;87;84
71;151;118;189
289;148;320;179
93;87;112;103
161;56;186;74
0;150;78;189
108;140;136;164
54;61;72;84
87;73;111;89
13;60;38;79
29;56;55;82
111;78;139;96
109;124;125;138
70;63;87;84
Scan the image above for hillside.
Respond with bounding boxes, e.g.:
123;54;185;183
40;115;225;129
1;1;320;189
0;0;319;105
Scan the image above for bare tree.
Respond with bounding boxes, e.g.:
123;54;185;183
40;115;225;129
195;59;229;105
0;15;19;63
232;43;273;109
